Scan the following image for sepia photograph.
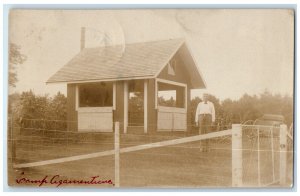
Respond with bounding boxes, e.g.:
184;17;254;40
7;9;294;188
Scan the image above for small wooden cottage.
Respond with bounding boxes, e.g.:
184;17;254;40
47;31;206;134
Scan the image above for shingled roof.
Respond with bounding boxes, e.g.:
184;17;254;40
47;39;206;88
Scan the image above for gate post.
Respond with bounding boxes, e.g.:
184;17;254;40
232;124;242;187
280;124;287;185
11;115;16;165
114;122;120;187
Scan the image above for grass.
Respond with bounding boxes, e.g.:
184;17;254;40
7;128;293;188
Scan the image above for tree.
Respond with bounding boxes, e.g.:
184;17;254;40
48;92;67;120
190;91;293;129
220;98;237;125
237;94;261;123
9;43;26;87
10;90;67;122
128;92;144;125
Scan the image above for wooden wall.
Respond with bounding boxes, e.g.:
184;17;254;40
157;52;191;86
147;79;157;133
66;51;193;133
114;81;125;132
157;52;192;131
67;83;78;132
186;83;191;131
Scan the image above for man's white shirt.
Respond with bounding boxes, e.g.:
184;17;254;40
195;101;216;124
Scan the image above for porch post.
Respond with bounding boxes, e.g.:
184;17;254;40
124;81;128;133
113;82;116;110
75;84;79;110
280;124;287;185
144;80;148;133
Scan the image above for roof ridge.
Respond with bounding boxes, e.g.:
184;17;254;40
125;38;185;45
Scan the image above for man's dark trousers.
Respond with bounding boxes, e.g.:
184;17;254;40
198;114;212;151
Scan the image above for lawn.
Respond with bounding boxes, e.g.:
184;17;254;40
7;128;293;188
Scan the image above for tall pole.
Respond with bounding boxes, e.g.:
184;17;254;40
232;124;242;187
114;122;120;187
280;124;287;185
144;80;148;133
124;81;128;134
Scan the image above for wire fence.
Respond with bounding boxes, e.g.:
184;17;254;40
242;125;279;186
7;117;293;188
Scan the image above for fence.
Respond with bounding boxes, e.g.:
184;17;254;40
241;124;290;186
8;118;292;188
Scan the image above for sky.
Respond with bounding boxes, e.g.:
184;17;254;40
9;9;294;101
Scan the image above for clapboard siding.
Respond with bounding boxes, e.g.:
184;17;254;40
147;79;157;133
78;109;113;132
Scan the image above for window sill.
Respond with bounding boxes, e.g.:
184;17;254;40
157;106;186;113
77;107;113;113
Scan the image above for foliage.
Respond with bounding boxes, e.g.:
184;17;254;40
158;96;176;107
9;43;27;87
191;90;293;127
9;90;67;123
9;89;293;129
128;92;144;124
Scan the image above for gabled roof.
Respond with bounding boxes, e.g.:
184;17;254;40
47;39;206;89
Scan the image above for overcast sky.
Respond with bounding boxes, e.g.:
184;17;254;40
9;9;294;100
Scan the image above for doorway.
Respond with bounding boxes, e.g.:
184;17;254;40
128;80;144;131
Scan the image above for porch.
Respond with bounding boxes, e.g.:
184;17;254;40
73;78;190;134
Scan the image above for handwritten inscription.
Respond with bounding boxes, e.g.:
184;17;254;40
16;172;114;187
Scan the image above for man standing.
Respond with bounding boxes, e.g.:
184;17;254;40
195;93;216;152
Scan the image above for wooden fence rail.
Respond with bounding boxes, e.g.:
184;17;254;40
12;121;288;188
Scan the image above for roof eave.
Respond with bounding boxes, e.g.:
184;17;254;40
181;42;207;89
46;75;156;85
154;39;185;78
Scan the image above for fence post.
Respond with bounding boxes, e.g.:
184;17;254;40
114;122;120;187
270;127;275;183
11;115;16;165
232;124;242;187
280;124;287;185
257;126;261;186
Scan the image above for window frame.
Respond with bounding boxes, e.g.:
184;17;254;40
75;82;116;111
167;59;176;76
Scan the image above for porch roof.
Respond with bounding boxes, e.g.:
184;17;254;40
47;39;206;89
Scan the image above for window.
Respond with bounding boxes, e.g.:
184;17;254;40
167;59;176;75
157;82;185;108
79;82;113;107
